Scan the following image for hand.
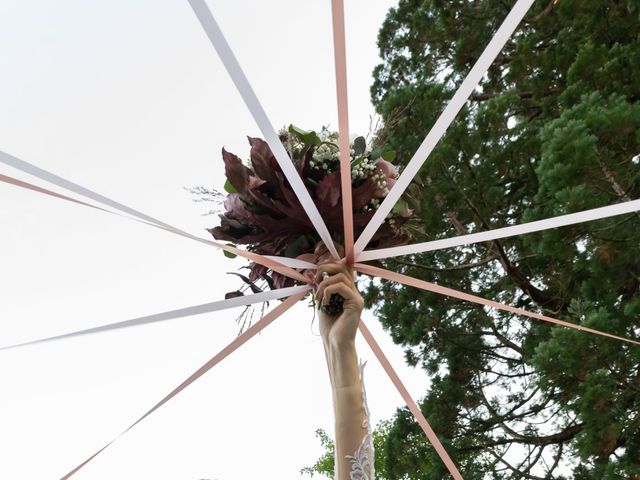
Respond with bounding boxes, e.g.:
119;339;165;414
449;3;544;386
315;262;364;349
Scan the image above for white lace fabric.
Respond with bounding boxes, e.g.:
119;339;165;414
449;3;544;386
344;361;375;480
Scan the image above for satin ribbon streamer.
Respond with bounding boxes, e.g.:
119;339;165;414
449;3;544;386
186;0;339;260
359;319;463;479
354;0;535;256
355;263;640;346
263;255;316;269
358;199;640;262
5;0;635;478
59;292;305;479
1;285;311;351
0;166;309;283
331;0;355;264
0;149;178;232
0;173;113;213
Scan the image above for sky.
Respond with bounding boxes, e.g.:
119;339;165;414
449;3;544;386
0;1;439;479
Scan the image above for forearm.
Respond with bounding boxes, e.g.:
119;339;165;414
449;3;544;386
324;338;360;388
324;338;373;479
316;263;373;478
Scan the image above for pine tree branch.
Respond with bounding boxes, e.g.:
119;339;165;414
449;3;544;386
523;0;558;24
488;321;524;355
392;254;499;273
470;87;562;102
595;154;640;221
440;161;565;312
460;422;583;452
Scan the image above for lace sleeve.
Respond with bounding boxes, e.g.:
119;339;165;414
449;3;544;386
343;361;375;480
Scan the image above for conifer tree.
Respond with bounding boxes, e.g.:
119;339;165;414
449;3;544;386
307;2;640;478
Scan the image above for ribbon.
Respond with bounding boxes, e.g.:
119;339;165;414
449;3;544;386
355;263;640;346
263;255;316;269
0;149;179;231
353;0;535;256
359;320;463;479
0;167;309;283
330;0;354;265
59;292;305;479
1;285;311;351
358;199;640;262
186;0;339;260
0;173;113;213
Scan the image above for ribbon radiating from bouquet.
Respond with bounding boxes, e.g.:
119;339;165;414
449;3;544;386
2;0;639;479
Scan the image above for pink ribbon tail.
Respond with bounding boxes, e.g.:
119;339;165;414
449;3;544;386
330;0;354;265
0;170;308;283
59;292;305;479
359;319;464;479
355;263;640;346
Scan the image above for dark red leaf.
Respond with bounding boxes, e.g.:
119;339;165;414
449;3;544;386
248;137;279;183
226;272;263;294
352;178;377;209
315;171;341;208
222;148;252;195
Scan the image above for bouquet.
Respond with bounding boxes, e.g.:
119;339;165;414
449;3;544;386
208;125;415;299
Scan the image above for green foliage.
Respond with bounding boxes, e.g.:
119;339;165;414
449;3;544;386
223;179;237;194
302;423;394;479
310;0;640;478
301;429;335;478
289;124;323;147
222;244;237;259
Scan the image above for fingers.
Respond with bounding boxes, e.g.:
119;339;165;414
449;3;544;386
314;262;363;312
320;283;364;311
316;272;354;304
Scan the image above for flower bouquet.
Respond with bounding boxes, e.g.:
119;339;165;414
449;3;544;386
207;125;415;304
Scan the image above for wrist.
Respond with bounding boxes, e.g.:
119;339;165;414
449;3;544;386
327;340;359;389
328;336;356;354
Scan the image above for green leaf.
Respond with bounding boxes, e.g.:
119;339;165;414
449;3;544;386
351;156;365;168
408;182;421;196
353;136;367;156
224;179;237;193
392;199;408;214
223;244;238;259
381;149;396;161
370;147;383;161
288;124;320;146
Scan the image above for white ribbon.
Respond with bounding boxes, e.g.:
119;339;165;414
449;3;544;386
0;151;307;278
58;292;306;480
1;285;311;351
358;199;640;261
0;150;178;231
263;256;316;269
354;0;535;257
186;0;339;260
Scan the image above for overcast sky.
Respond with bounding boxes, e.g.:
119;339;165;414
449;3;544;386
0;1;440;479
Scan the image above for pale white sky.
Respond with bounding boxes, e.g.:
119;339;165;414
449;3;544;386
0;1;435;479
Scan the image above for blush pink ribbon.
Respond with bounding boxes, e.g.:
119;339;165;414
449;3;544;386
6;0;636;479
359;319;463;479
331;0;354;265
186;0;340;260
58;292;305;479
355;263;640;347
0;170;309;284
